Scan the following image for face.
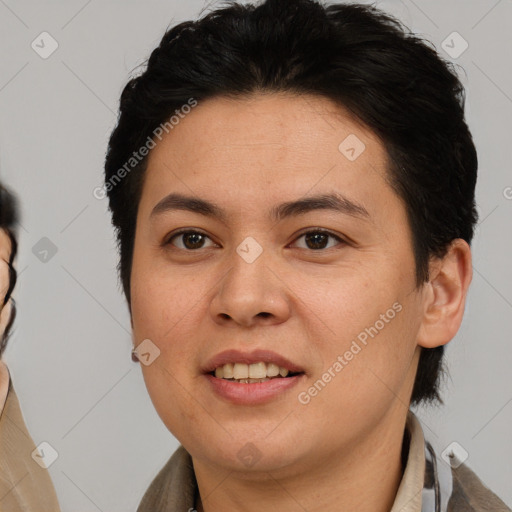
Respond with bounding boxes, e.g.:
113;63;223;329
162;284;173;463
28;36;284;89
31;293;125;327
130;93;427;476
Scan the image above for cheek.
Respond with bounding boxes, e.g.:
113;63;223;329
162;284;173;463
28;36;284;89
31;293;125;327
140;361;204;442
294;269;393;342
130;249;196;339
131;269;205;437
323;300;419;404
130;252;209;373
131;276;202;381
295;267;420;403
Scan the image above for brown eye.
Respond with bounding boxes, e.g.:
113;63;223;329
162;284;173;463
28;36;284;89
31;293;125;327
166;230;216;250
292;230;345;250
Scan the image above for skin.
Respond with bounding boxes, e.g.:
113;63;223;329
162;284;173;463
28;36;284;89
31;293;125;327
130;92;472;512
0;229;12;336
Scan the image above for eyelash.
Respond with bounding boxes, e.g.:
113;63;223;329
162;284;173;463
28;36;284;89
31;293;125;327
164;228;347;252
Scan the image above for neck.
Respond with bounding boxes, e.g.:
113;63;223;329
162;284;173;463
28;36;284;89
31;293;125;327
193;404;409;512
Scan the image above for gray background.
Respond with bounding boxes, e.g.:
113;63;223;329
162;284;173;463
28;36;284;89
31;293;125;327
0;0;511;510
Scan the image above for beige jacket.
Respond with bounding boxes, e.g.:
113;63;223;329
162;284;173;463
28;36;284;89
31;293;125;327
0;361;61;512
137;411;511;512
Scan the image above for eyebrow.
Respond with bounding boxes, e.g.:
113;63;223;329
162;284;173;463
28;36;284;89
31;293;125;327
150;192;370;223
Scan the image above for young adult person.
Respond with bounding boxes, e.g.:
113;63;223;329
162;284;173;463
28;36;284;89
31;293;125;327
103;1;511;510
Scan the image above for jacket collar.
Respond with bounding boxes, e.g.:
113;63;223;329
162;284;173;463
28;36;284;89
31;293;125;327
137;410;453;512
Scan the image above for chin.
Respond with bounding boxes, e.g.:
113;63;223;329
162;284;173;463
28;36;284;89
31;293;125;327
184;429;313;475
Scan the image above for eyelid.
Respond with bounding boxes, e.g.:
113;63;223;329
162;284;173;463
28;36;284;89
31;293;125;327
289;228;347;249
164;227;349;251
164;228;218;248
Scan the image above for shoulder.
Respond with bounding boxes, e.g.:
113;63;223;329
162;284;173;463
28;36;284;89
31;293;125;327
0;359;10;415
0;372;61;511
448;462;511;512
137;445;197;512
415;411;511;512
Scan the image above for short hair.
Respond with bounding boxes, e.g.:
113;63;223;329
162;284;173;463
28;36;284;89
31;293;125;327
104;0;478;406
0;184;18;357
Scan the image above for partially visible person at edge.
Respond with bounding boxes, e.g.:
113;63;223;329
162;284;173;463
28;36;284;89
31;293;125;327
0;183;61;511
103;0;511;511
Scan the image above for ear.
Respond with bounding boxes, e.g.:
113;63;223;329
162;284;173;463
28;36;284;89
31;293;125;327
417;239;472;348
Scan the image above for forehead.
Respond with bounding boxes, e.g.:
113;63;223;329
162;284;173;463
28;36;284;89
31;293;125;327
149;92;384;159
140;92;401;229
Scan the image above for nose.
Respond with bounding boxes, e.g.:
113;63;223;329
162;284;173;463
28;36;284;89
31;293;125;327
209;246;291;328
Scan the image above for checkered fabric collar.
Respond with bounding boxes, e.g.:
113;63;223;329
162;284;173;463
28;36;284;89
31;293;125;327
421;435;454;511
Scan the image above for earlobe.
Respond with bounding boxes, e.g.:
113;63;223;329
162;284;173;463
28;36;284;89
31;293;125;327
417;239;473;349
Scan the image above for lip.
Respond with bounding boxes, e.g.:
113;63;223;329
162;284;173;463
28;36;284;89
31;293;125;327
205;373;306;405
202;349;306;405
202;349;305;374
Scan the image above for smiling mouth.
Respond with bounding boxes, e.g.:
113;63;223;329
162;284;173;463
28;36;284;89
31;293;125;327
209;361;302;383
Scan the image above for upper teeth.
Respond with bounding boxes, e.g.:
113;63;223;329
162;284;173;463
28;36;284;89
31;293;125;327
214;362;290;379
